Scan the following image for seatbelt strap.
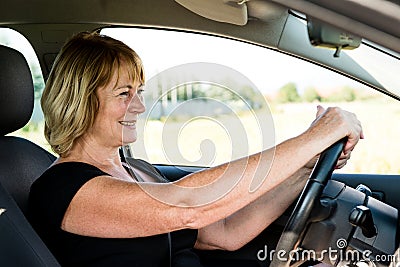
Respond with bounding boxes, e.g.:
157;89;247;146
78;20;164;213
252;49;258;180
119;147;172;267
168;232;172;267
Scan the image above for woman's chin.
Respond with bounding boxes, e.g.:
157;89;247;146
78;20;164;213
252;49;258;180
122;136;137;145
121;130;138;144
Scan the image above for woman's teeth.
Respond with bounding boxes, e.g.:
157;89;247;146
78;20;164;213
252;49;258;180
120;121;135;126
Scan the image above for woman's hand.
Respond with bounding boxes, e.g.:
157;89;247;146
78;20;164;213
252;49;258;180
312;105;364;169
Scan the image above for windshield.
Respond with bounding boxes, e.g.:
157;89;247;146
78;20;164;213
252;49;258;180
100;27;400;174
289;15;400;99
342;42;400;97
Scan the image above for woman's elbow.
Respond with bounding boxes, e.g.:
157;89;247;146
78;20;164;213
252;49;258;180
222;241;246;251
181;207;216;230
195;238;244;252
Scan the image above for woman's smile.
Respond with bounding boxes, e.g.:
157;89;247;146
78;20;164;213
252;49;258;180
119;120;137;128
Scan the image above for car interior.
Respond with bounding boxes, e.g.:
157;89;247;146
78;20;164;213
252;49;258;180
0;0;400;266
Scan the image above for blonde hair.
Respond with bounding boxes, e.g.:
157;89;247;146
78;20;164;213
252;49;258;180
41;31;144;156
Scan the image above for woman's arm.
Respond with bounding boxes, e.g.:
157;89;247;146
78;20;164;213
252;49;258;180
62;107;362;238
194;106;353;251
194;160;314;251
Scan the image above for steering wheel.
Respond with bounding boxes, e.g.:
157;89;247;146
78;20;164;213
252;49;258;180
270;138;346;267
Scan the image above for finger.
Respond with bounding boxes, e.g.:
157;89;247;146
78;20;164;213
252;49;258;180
340;150;351;159
348;119;364;150
344;140;357;155
335;162;346;169
345;133;362;154
336;150;351;169
344;126;363;154
336;155;349;167
360;130;365;139
336;155;348;165
316;105;325;117
335;162;347;169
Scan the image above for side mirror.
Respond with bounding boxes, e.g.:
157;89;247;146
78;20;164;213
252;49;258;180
307;17;361;58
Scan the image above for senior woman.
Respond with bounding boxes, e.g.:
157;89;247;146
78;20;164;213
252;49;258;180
28;31;363;267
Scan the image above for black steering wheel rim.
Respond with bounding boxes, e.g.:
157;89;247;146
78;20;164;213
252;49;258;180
270;138;346;267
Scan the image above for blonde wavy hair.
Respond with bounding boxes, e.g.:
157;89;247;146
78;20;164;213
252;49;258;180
41;31;144;156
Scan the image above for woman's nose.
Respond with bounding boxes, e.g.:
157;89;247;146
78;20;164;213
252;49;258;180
128;93;145;114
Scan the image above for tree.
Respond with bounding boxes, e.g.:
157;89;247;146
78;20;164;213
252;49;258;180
341;86;356;102
277;83;300;103
303;87;321;102
322;86;356;102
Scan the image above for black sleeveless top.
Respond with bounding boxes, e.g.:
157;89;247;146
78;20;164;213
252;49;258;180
28;160;202;267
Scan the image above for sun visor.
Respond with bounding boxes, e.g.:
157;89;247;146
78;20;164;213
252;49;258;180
175;0;248;26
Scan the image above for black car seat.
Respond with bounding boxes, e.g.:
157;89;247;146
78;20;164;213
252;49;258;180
0;44;60;266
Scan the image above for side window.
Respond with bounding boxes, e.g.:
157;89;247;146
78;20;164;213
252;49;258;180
0;28;49;152
102;27;400;174
2;27;396;174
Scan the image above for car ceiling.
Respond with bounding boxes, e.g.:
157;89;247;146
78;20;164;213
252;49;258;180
0;0;399;97
0;0;289;75
1;0;399;49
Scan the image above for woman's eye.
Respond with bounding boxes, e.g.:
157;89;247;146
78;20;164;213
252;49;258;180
119;91;129;97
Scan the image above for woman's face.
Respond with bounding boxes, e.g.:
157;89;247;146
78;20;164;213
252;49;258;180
87;66;145;148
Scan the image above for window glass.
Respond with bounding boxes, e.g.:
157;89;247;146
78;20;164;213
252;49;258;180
0;28;49;152
102;27;400;173
3;27;397;174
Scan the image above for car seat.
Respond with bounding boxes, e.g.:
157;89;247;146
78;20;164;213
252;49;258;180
0;44;60;266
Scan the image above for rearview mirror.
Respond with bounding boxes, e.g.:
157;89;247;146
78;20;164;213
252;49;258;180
307;17;361;58
175;0;248;26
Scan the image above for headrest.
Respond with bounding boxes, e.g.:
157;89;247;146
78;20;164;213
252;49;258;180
0;45;34;136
